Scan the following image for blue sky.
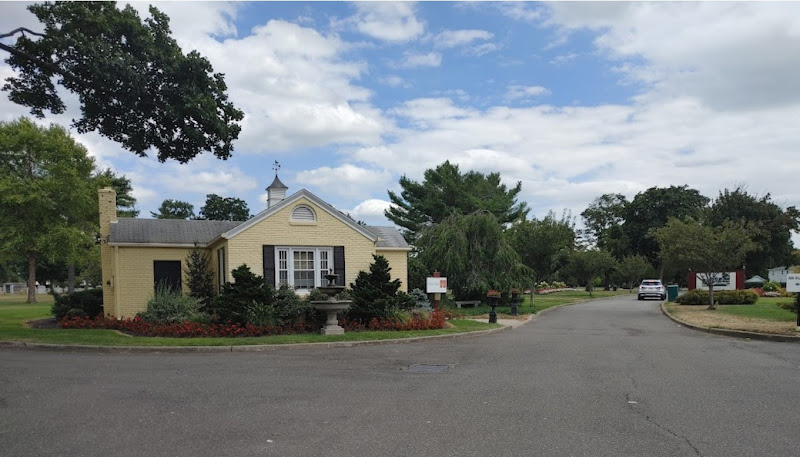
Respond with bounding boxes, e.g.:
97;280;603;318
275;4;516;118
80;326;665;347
2;1;800;246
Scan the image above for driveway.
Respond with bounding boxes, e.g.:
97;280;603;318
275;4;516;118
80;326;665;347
2;295;799;456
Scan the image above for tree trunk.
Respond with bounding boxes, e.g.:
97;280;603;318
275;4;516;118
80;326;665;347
67;264;75;294
26;252;37;304
603;271;610;291
707;284;715;310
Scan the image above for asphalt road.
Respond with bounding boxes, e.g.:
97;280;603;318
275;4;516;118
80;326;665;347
2;295;799;457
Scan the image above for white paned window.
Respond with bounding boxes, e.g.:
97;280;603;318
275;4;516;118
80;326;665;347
278;249;289;287
274;247;333;291
291;205;316;222
319;250;330;284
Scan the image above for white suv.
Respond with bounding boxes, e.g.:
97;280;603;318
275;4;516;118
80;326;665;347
638;279;666;300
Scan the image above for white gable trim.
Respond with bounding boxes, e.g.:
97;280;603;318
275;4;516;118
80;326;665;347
222;189;378;242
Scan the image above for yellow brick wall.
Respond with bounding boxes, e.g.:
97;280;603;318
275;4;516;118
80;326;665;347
226;197;377;288
114;246;196;318
377;249;409;292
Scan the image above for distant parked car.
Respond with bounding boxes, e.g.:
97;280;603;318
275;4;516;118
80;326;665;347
638;279;666;300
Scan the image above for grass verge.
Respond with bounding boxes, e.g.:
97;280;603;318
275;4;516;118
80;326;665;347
0;295;500;347
664;297;798;335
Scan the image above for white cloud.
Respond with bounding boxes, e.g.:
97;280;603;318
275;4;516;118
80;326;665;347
379;75;412;88
435;29;493;48
342;2;425;43
550;53;578;65
547;2;800;110
195;19;389;153
392;98;476;122
350;199;394;218
465;42;499;56
295;164;392;199
506;85;551;101
397;51;442;68
497;3;544;23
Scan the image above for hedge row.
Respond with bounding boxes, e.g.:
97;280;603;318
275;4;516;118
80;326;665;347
676;289;758;305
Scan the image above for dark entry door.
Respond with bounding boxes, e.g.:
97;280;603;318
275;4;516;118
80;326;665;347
153;261;182;293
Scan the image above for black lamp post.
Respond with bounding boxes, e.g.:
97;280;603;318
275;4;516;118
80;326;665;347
487;293;499;324
510;289;520;316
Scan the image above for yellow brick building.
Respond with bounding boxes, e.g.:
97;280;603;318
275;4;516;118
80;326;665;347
99;178;410;318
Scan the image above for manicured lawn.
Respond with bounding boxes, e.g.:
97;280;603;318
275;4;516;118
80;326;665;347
665;296;798;335
0;296;500;347
712;297;797;322
448;289;631;316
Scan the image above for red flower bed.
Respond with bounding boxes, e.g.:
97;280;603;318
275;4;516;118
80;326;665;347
340;310;449;332
60;315;315;337
59;310;453;337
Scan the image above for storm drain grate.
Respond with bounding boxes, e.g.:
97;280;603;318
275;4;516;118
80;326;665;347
404;364;450;374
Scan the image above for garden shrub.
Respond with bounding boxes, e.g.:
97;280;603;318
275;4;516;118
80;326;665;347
675;289;758;305
762;281;781;292
207;264;273;324
273;285;319;327
777;301;797;313
305;288;329;302
409;288;432;311
137;284;207;324
345;254;409;323
52;288;103;320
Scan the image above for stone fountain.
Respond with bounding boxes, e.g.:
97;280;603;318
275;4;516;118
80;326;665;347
310;271;351;335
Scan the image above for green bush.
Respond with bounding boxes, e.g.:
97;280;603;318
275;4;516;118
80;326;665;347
345;254;409;323
206;264;322;327
273;285;318;326
207;264;273;324
762;281;781;292
676;289;758;305
305;288;329;302
52;288;104;320
137;284;207;324
777;301;797;313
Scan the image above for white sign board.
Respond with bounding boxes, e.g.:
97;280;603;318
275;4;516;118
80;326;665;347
426;277;447;293
696;272;736;291
786;274;800;292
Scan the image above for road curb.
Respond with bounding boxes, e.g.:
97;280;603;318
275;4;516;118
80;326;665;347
0;324;511;353
660;302;800;343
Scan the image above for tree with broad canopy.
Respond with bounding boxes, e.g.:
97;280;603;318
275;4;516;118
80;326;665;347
1;2;243;163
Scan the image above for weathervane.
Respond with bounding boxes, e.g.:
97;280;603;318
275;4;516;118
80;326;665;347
273;160;281;175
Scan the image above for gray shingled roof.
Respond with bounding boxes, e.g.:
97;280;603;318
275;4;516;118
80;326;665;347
110;219;243;245
109;218;409;249
365;226;409;249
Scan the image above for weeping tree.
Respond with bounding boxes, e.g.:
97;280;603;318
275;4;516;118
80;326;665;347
416;211;532;300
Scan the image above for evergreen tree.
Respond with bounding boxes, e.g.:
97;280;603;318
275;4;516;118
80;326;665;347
184;246;215;308
386;161;529;242
346;255;405;322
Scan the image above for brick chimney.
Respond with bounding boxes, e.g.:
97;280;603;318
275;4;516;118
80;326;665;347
98;187;117;315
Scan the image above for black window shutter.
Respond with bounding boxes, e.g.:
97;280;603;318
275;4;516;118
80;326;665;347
153;260;182;293
333;246;345;286
263;245;275;287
